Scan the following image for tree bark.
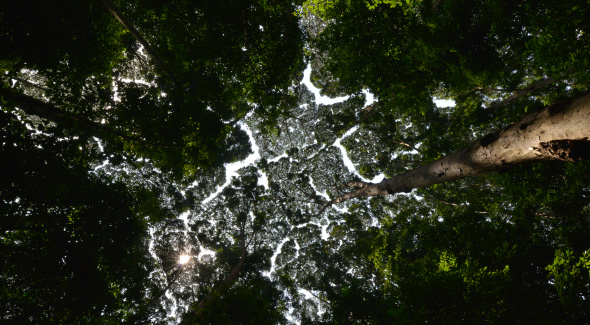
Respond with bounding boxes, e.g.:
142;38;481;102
98;0;178;83
333;90;590;203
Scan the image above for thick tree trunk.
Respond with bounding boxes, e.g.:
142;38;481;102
98;0;178;83
333;90;590;203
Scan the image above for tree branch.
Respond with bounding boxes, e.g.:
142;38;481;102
420;196;491;214
1;88;135;141
9;76;50;92
391;137;422;153
357;103;385;123
182;224;247;322
328;90;590;204
455;86;506;98
98;0;179;84
483;77;557;111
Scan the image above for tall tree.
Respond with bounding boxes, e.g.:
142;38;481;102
1;0;304;322
330;90;590;203
2;0;590;323
0;109;167;323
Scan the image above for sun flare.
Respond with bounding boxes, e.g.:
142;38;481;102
179;254;190;265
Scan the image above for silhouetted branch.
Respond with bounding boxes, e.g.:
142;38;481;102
9;76;50;92
392;137;422;153
420;196;491;214
98;0;179;84
182;225;247;323
0;87;171;149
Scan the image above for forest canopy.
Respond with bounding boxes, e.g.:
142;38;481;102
1;0;590;323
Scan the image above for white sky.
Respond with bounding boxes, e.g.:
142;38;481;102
434;99;456;108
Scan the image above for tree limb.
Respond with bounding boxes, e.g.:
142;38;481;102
391;137;422;153
0;87;143;143
483;77;557;111
9;76;50;92
420;196;491;214
328;90;590;204
357;103;385;123
182;224;247;322
98;0;179;84
455;86;506;98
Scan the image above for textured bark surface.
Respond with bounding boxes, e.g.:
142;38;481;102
537;139;590;162
334;90;590;203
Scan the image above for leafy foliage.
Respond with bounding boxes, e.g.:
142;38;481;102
0;110;157;323
1;0;590;323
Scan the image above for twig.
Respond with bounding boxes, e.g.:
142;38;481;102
421;196;490;214
455;86;506;98
392;137;422;153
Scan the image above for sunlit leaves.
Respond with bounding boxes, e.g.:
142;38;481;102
546;248;590;310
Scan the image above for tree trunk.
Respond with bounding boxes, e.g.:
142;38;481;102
98;0;178;83
180;226;247;324
333;90;590;203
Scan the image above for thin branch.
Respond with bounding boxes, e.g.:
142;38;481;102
483;76;557;111
357;103;385;123
9;76;50;92
297;184;319;201
301;288;330;304
455;86;506;98
316;203;331;216
359;103;376;113
420;196;491;214
0;87;169;148
391;137;422;153
536;213;559;219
